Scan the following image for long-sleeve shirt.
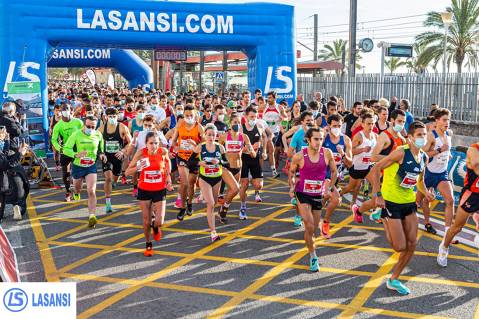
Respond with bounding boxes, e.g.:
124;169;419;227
63;129;104;167
51;118;83;153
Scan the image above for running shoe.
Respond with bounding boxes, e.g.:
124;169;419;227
219;205;228;224
321;221;331;239
13;205;22;220
293;215;302;227
474;234;479;248
239;207;248;220
152;224;162;241
291;197;297;206
218;195;225;205
473;213;479;231
351;204;363;223
309;256;319;272
425;223;437;235
255;192;262;202
112;181;117;189
386;278;410;295
88;214;97;228
186;203;193;216
132;187;138;197
65;192;72;202
437;243;449;267
144;242;153;257
369;208;382;223
121;175;128;185
210;231;220;242
105;202;113;214
272;169;280;178
73;193;81;201
174;196;182;208
177;208;186;221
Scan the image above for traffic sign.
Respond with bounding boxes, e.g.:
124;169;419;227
154;50;187;61
214;72;224;80
387;44;413;58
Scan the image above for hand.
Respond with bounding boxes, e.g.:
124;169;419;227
114;151;124;160
323;188;331;200
426;190;436;202
363;146;371;153
99;154;107;163
166;178;174;191
262;152;268;160
19;143;28;156
289;186;295;199
375;195;385;208
187;139;197;146
210;158;219;165
76;150;88;158
199;161;207;168
440;144;449;152
336;145;345;156
252;142;260;151
133;131;140;139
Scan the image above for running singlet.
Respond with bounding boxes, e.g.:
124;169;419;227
103;123;124;154
262;105;282;134
290;127;307;153
427;130;451;173
63;130;104;167
295;148;327;196
131;118;143;134
214;121;228;136
242;124;261;160
138;147;167;191
382;145;427;204
375;121;390;135
51;118;84;153
323;134;345;167
225;132;244;153
177;121;201;160
352;131;376;170
201;115;213;126
380;130;405;156
463;143;479;193
199;143;222;178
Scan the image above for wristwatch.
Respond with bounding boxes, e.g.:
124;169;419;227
372;191;382;197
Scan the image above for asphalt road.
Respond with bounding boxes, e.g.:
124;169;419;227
2;167;479;319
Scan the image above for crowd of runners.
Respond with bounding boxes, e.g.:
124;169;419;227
45;81;479;295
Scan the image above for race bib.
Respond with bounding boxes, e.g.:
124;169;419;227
304;179;323;194
105;140;120;153
362;156;371;164
144;170;163;183
79;157;94;167
180;140;193;151
400;172;419;189
204;164;220;177
226;141;242;153
333;152;342;165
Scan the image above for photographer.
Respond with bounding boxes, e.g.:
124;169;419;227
0;101;23;141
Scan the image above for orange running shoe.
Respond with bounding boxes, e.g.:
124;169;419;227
321;221;331;239
152;225;162;241
144;242;153;257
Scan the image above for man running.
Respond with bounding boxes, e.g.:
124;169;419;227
370;121;434;295
99;108;131;214
51;103;83;201
262;91;285;178
289;127;337;272
63;116;107;227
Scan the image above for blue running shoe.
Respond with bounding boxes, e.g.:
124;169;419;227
309;256;319;272
239;207;247;220
386;279;410;295
293;215;302;227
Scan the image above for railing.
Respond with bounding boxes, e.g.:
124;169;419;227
297;73;479;122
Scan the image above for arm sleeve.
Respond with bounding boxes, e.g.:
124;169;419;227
62;131;77;158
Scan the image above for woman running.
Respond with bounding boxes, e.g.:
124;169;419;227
125;131;172;257
188;124;227;242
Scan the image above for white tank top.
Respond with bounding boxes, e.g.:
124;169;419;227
427;130;451;173
352;131;376;170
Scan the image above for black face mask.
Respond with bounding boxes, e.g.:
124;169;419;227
231;124;240;132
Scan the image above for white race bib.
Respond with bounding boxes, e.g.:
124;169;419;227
303;179;323;194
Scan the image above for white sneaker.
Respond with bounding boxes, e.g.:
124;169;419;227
13;205;22;220
474;235;479;250
437;243;449;267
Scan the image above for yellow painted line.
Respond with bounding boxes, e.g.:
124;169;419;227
475;303;479;319
429;211;477;231
31;189;64;199
422;231;479;256
338;232;424;318
26;196;60;282
206;215;355;319
77;206;292;319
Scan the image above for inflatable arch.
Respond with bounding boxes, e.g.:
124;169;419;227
0;0;296;144
48;47;154;88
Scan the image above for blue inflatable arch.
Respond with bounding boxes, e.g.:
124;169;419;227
48;48;154;88
0;0;296;143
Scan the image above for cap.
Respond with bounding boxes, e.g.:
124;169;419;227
168;95;176;100
227;100;236;108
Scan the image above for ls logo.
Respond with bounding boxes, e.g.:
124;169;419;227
264;65;293;94
3;61;41;93
3;288;28;312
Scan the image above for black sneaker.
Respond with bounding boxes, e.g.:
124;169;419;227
177;208;186;221
425;223;437;235
219;205;228;224
186;203;193;216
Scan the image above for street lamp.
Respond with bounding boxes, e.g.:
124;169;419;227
440;11;453;107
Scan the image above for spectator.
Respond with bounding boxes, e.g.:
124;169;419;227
0;101;23;140
399;99;414;132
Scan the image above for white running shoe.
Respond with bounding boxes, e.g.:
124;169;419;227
437;243;449;267
13;205;22;220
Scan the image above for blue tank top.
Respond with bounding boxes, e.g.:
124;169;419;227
170;114;177;129
320;116;328;128
323;134;345;167
131;118;143;134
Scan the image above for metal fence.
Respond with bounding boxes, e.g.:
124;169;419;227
297;73;479;122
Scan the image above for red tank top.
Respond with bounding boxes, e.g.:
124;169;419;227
464;143;479;193
138;148;168;191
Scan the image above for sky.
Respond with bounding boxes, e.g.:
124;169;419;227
177;0;452;73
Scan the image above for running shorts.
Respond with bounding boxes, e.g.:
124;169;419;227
102;154;123;176
295;191;323;211
71;164;97;179
424;168;450;189
177;157;199;175
349;165;371;180
241;155;263;179
459;189;479;214
381;200;417;220
137;188;167;202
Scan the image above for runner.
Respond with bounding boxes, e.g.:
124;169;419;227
375;106;390;134
370;121;434;295
171;105;204;220
262;91;285;178
49;104;63;171
125;131;172;257
51;103;84;201
99;107;131;214
420;108;454;236
289;127;337;272
239;106;266;220
63;116;107;227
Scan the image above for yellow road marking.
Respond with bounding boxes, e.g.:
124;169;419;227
422;231;479;255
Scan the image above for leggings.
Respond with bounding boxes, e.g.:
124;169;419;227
60;154;72;193
0;174;26;220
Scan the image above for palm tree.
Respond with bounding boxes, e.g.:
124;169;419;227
415;0;479;73
406;45;429;74
385;57;407;74
317;39;362;74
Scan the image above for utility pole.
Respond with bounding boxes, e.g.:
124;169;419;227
348;0;357;77
313;14;318;77
199;51;204;93
222;50;228;92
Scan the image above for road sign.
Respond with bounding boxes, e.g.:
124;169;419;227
154;50;187;61
386;44;413;58
214;72;224;80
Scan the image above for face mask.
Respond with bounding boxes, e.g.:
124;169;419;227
248;119;257;127
0;141;4;151
217;114;225;122
232;124;240;132
414;137;426;148
118;113;125;121
61;111;70;118
108;118;117;125
150;104;157;110
185;117;195;125
137;113;145;120
143;127;151;132
312;110;319;118
84;128;94;135
127;106;133;112
176;110;183;116
393;123;404;133
330;128;341;136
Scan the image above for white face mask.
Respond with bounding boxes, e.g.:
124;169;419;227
248;119;257;127
61;111;70;117
217;114;225;122
176;110;183;116
330;127;341;136
185;117;195;125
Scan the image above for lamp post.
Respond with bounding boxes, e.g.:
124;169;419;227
441;11;453;107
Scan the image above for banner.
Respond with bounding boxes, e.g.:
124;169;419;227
7;82;42;118
107;74;115;89
0;224;20;282
85;69;96;85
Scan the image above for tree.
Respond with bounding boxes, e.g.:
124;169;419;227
385;57;407;74
415;0;479;73
405;45;430;74
317;39;361;74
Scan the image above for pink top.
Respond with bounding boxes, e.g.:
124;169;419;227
225;131;244;153
295;147;327;196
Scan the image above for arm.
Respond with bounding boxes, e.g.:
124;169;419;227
467;145;479;175
242;134;256;158
63;131;79;159
125;150;143;177
324;148;338;189
370;149;405;207
351;134;365;155
424;132;438;157
51;122;62;152
288;152;302;198
371;133;388;163
342;136;353;167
